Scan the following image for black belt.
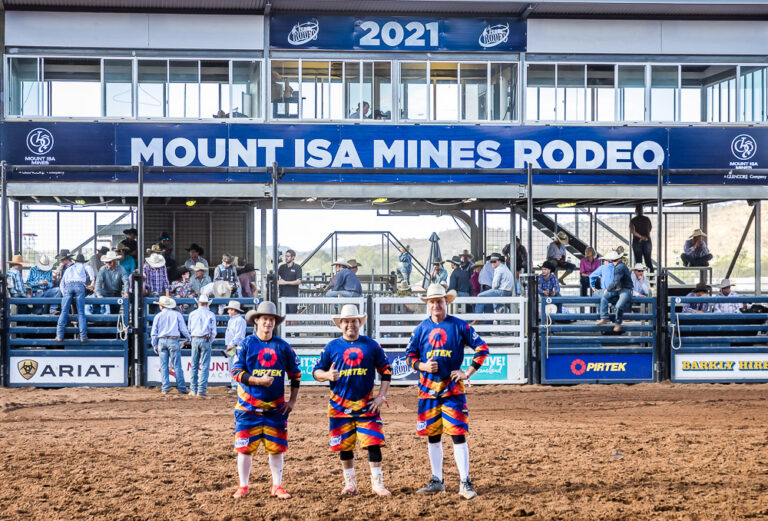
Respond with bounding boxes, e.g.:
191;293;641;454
161;336;180;339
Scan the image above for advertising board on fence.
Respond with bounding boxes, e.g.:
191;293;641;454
145;355;232;385
545;353;654;382
386;351;521;384
673;353;768;381
9;354;126;386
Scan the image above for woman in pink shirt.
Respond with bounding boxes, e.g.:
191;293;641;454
580;247;600;297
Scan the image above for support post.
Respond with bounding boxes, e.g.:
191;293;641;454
134;162;145;386
260;208;267;299
271;162;279;307
756;201;762;296
12;200;21;256
525;163;538;383
0;162;7;387
510;205;517;295
656;165;665;381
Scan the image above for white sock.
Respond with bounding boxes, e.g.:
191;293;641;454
453;442;470;481
268;453;284;486
428;441;444;481
237;453;252;488
343;467;356;481
370;465;383;480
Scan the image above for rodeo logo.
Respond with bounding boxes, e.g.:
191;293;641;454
728;134;758;170
25;127;57;165
390;355;415;380
478;23;510;48
18;359;38;380
288;18;319;46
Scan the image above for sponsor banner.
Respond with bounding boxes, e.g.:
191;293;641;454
270;15;526;52
10;355;126;385
145;355;232;385
674;353;768;381
4;121;767;185
386;352;521;384
545;353;653;381
298;354;322;383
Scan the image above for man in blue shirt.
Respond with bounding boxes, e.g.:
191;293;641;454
187;294;217;396
231;301;300;500
398;245;412;284
596;251;633;332
150;296;191;394
477;253;514;314
313;304;392;496
589;259;614;297
327;261;363;297
224;300;247;393
56;252;89;342
8;254;29;315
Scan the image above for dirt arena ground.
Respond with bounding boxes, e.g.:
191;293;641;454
2;383;768;521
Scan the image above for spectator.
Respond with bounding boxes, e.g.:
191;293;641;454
223;300;247;394
447;256;472;297
184;243;209;271
26;254;54;314
170;267;195;300
595;251;633;332
199;280;232;301
546;231;577;285
278;249;302;313
470;260;483;296
116;244;136;275
681;229;713;267
631;263;650;297
150;296;190;394
630;204;653;272
459;249;474;272
589;258;616;297
191;262;212;295
75;253;97;313
188;294;217;397
504;239;527;277
89;246;109;276
713;279;745;314
55;251;88;342
327;259;348;291
214;253;241;297
144;252;170;297
429;259;448;286
538;260;561;298
94;251;129;314
121;228;138;262
398;246;412;284
239;263;257;299
478;256;494;291
158;232;178;281
350;101;370;119
616;245;630;266
8;254;29;314
327;259;362;297
683;282;711;313
579;247;600;297
478;253;514;314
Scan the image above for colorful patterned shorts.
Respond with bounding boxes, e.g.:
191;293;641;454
328;415;386;452
234;410;288;454
416;394;469;437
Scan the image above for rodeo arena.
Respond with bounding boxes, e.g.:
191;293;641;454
2;0;768;519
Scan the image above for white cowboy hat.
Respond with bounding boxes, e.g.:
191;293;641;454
246;301;285;326
332;304;367;328
101;251;121;263
36;254;53;271
332;258;351;268
555;231;569;244
603;250;623;262
146;253;166;268
719;278;733;288
689;229;707;239
632;263;647;271
419;283;457;304
192;262;208;272
196;294;210;304
212;280;231;298
223;300;245;313
158;296;176;309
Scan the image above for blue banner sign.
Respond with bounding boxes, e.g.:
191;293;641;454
3;121;767;185
545;353;654;382
270;15;526;52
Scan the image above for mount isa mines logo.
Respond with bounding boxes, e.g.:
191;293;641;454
729;134;758;170
570;359;627;375
26;128;54;155
288;19;319;45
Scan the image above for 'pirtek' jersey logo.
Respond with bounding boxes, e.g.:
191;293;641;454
343;347;364;367
18;359;38;380
428;328;447;348
258;348;278;368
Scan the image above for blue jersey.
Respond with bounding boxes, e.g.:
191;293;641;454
405;315;488;399
314;335;392;418
231;334;301;415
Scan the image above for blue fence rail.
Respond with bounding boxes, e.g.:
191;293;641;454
538;296;658;384
5;296;131;386
669;295;768;383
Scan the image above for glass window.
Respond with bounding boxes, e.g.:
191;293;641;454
703;66;737;123
232;60;261;118
330;62;344;119
200;60;229;118
7;57;41;116
168;60;199;118
301;61;330;119
556;64;585;121
680;65;705;122
364;62;392;120
526;64;555;120
618;65;645;121
740;65;767;122
460;63;487;121
430;63;458;121
650;65;678;122
104;59;133;118
490;62;517;121
345;61;362;119
138;60;167;117
586;65;615;122
271;61;299;118
43;58;101;117
400;62;427;120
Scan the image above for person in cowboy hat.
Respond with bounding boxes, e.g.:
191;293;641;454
214;253;241;297
7;254;30;314
712;279;746;314
429;258;447;286
683;282;712;313
477;253;515;315
187;294;217;396
231;301;300;500
589;254;618;297
94;250;129;314
313;304;393;496
630;263;650;297
89;245;110;275
184;243;208;271
595;250;634;332
26;254;55;314
55;249;90;343
169;266;195;302
121;228;138;260
405;283;489;500
546;231;578;286
469;260;484;296
191;262;212;295
115;243;136;275
396;280;412;296
224;300;247;392
447;256;472;297
150;296;191;394
459;249;474;272
682;229;713;267
327;258;362;298
398;245;413;284
239;263;257;299
143;252;169;297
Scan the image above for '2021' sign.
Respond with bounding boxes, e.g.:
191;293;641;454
357;20;439;49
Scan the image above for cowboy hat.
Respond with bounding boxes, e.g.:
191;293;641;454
122;228;137;235
632;263;647;271
541;260;558;271
148;244;164;254
347;259;362;268
719;278;733;288
8;254;26;266
146;253;166;268
694;282;711;293
116;242;130;252
56;249;72;260
689;229;707;239
460;249;473;258
36;254;53;271
432;258;444;265
246;301;285;326
212;280;231;298
419;283;457;304
176;266;189;278
603;250;624;262
100;251;121;263
332;258;351;268
447;256;461;266
397;280;411;291
192;262;208;272
97;246;110;255
223;300;245;313
197;294;210;304
555;231;569;244
489;253;504;262
243;263;255;273
332;304;367;328
74;253;86;263
158;296;176;309
159;231;171;241
471;260;485;269
186;243;204;255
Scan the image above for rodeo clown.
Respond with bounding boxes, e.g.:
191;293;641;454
313;304;393;496
405;283;489;499
230;301;301;500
